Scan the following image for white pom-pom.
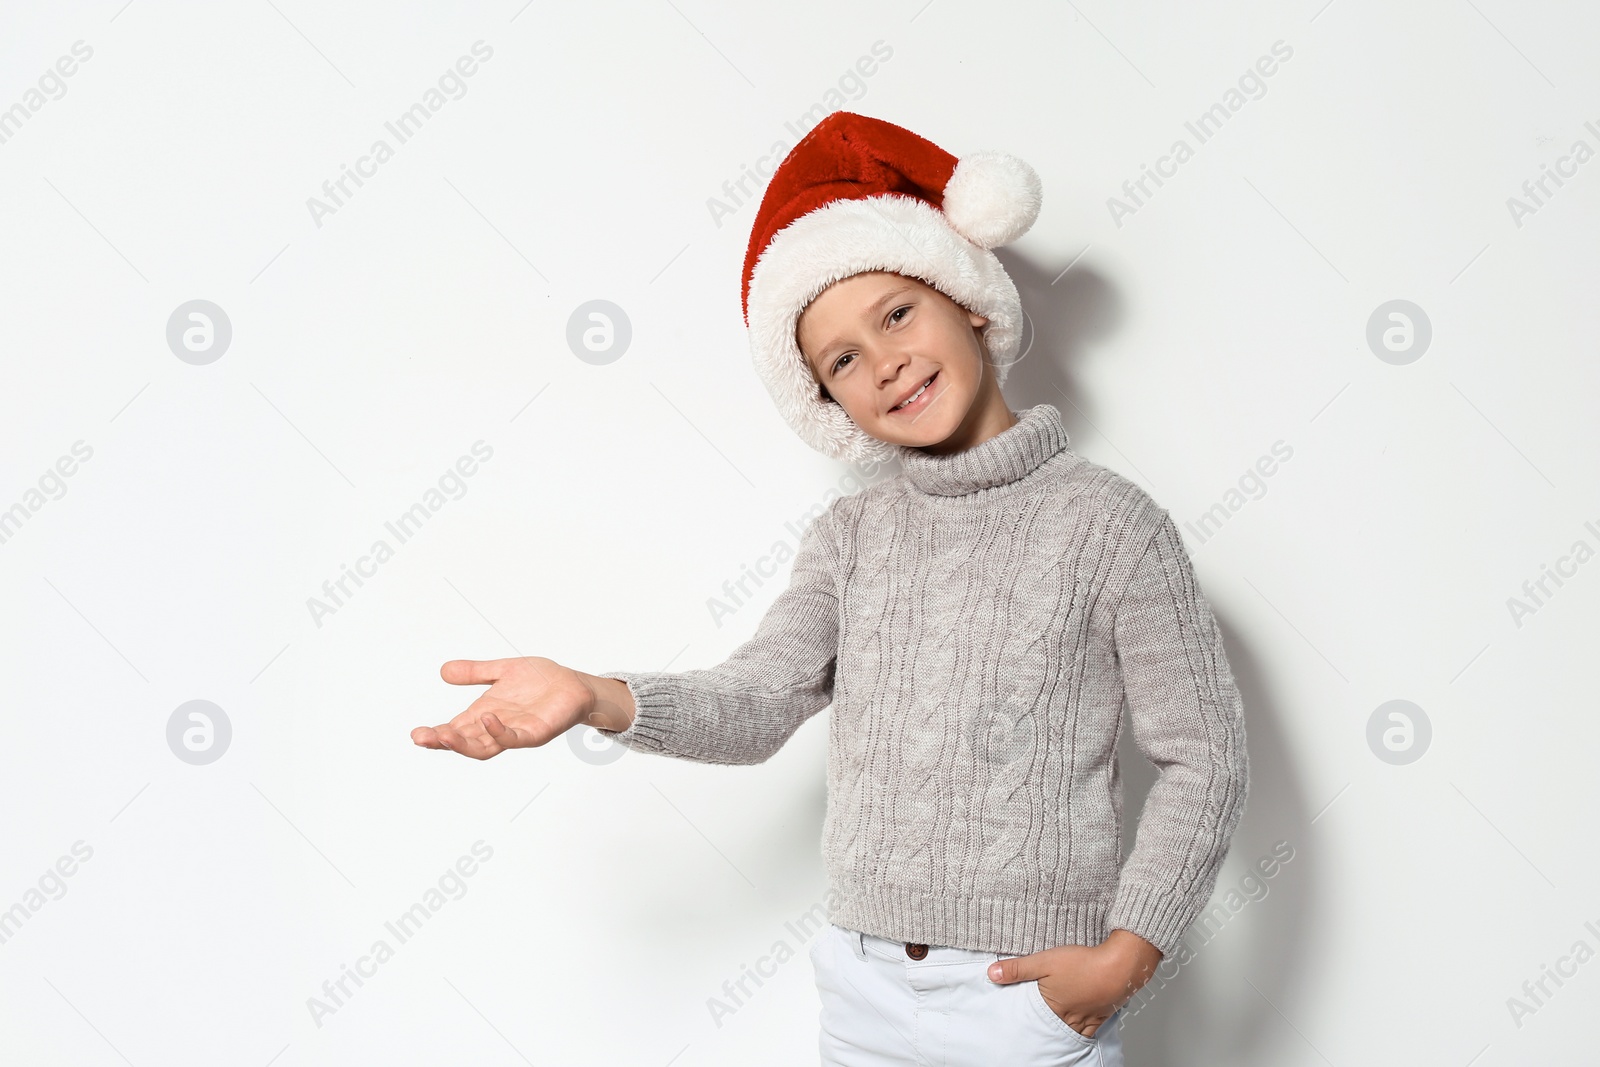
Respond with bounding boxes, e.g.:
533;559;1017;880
941;150;1043;249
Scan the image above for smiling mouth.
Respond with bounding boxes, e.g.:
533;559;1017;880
890;372;938;414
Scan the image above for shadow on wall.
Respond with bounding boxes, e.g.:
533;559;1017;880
999;246;1311;1067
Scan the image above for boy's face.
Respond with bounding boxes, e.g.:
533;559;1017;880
795;271;991;451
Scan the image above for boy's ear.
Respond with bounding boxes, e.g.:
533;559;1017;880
967;309;990;329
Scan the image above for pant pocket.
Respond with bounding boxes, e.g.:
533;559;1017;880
1027;979;1097;1047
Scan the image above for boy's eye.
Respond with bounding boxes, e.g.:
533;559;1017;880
828;307;912;375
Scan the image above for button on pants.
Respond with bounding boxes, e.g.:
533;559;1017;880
810;922;1125;1066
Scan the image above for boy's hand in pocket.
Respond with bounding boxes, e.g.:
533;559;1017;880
987;929;1163;1038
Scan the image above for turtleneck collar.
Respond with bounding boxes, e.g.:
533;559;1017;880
899;403;1071;497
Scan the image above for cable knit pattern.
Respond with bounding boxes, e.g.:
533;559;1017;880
597;403;1249;958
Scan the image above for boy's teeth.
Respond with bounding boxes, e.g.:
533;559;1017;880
895;377;932;410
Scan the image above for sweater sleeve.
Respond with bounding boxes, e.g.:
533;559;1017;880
1105;511;1249;957
590;504;841;766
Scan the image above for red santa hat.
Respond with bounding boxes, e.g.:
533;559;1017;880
741;110;1043;465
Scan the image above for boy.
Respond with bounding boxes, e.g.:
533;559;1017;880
413;112;1249;1066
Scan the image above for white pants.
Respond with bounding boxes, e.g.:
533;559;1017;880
810;922;1126;1066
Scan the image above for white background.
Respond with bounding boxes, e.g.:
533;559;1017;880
2;1;1596;1064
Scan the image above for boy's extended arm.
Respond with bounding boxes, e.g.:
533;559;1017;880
1106;511;1250;958
590;505;842;766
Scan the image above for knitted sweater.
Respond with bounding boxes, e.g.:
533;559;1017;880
597;403;1249;958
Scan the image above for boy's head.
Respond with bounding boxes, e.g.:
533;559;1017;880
796;270;998;454
741;111;1043;466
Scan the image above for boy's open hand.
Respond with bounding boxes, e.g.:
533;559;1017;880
413;657;598;759
986;929;1162;1038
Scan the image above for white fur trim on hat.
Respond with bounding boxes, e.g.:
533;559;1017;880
746;192;1033;466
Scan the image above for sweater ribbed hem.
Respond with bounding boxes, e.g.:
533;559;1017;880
825;880;1116;957
1106;881;1199;958
593;671;672;753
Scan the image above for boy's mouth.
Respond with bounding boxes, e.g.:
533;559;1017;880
889;372;938;415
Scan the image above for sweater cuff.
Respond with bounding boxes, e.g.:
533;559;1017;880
1106;881;1198;958
592;671;673;755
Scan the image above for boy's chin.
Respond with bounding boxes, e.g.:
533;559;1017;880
861;408;965;450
